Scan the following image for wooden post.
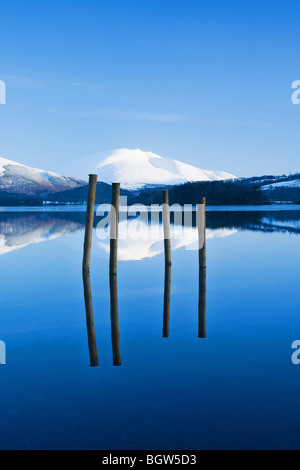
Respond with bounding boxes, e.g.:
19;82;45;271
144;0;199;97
163;264;171;338
109;183;121;366
162;190;171;266
198;198;207;338
198;197;206;271
82;174;98;273
83;271;99;367
110;183;120;275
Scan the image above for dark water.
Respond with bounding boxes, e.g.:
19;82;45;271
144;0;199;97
0;207;300;450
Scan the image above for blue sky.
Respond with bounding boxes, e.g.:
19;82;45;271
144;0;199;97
0;0;299;177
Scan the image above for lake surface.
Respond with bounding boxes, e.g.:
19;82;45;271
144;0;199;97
0;206;300;450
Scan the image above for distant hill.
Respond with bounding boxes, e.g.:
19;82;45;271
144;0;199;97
46;179;268;206
46;174;300;206
0;156;85;195
0;191;43;206
239;174;300;204
45;182;133;205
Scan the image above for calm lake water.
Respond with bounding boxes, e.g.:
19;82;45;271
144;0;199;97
0;206;300;450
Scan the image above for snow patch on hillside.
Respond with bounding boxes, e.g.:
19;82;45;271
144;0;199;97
262;179;300;190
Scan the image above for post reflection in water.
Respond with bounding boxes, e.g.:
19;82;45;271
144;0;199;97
109;273;122;366
198;268;207;339
163;264;171;338
198;198;207;339
82;271;99;367
82;257;122;368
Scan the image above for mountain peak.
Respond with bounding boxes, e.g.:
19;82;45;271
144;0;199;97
62;148;237;189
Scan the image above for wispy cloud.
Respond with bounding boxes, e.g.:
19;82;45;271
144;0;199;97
2;76;187;122
2;75;53;90
65;108;187;122
2;75;116;94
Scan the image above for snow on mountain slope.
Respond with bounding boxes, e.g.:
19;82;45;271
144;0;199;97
62;149;237;189
0;157;85;195
262;179;300;190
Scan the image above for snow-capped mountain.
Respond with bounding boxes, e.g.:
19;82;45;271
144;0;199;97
0;157;85;195
62;148;237;189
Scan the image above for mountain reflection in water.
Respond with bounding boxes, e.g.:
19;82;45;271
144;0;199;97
0;208;299;258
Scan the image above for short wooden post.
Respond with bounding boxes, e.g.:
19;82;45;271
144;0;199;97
82;174;98;273
198;198;207;338
162;190;171;266
83;271;99;367
110;183;120;275
163;264;171;338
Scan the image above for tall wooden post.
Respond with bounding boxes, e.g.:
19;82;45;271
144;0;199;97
198;198;207;338
109;183;121;365
82;174;98;273
83;271;99;367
